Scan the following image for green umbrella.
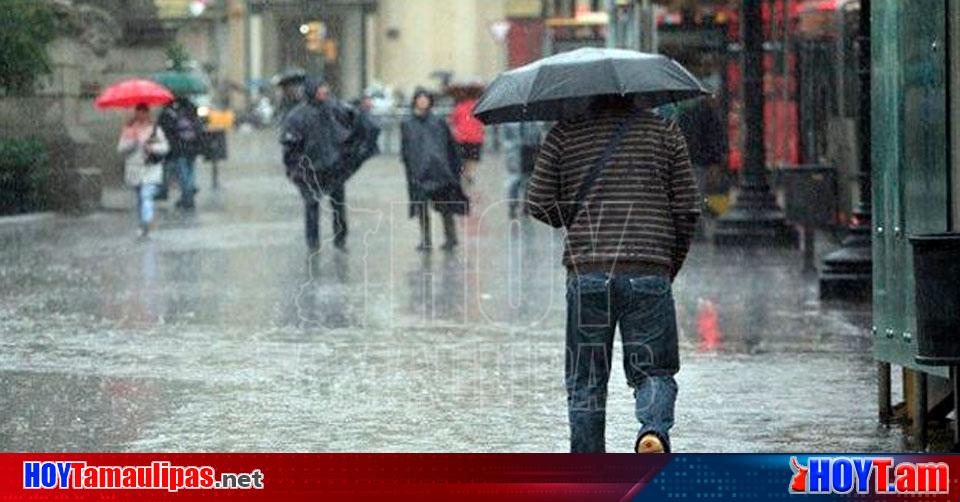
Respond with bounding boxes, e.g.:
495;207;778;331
152;71;208;97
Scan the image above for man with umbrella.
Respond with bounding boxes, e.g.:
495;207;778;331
153;70;208;208
157;96;204;210
280;77;354;253
475;48;707;453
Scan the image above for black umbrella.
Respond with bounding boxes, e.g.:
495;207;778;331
272;67;308;87
473;48;711;124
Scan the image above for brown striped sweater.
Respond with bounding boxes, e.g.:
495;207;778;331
526;108;701;277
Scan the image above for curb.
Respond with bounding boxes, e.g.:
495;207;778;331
0;211;57;229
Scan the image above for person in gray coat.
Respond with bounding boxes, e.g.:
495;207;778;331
502;121;546;219
400;88;469;252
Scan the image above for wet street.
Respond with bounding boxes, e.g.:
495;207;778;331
0;130;901;452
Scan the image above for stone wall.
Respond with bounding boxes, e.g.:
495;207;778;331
0;1;171;213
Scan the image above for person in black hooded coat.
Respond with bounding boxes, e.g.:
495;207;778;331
401;88;469;252
280;78;353;252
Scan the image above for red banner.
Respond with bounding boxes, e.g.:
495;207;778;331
2;454;670;501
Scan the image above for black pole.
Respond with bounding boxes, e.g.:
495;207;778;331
713;0;797;247
819;0;872;301
856;0;871;222
741;0;766;197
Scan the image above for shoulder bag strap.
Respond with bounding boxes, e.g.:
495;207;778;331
146;123;159;144
566;112;642;225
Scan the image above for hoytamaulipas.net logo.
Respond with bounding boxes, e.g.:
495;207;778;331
789;456;948;495
24;461;264;492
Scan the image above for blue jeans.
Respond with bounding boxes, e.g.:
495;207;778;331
566;272;679;452
136;183;159;226
174;156;196;208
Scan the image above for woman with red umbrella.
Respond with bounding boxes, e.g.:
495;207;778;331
97;79;173;238
117;104;170;238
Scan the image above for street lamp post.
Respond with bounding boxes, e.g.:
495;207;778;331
639;0;655;52
713;0;798;247
605;0;653;52
605;0;619;48
819;0;871;300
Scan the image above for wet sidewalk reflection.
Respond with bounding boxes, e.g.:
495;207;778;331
0;130;899;452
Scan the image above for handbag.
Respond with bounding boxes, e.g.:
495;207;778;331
565;112;643;226
143;125;166;165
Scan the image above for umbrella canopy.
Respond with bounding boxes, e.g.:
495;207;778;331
152;71;209;96
94;79;174;109
272;67;308;87
473;48;711;124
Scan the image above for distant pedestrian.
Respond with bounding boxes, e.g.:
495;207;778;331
677;95;726;230
502;121;545;219
281;78;352;252
401;88;469;252
158;97;204;210
117;103;170;239
448;96;485;185
526;95;700;453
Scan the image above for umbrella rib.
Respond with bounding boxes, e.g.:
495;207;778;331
523;65;547;117
607;57;626;97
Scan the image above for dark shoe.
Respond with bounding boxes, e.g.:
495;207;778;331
153;189;168;201
440;240;458;251
416;242;432;253
334;240;347;252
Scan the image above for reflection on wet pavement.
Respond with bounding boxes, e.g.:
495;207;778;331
0;130;900;452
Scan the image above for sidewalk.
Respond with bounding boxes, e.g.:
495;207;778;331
0;129;902;452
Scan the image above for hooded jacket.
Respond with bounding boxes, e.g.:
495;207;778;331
281;78;352;174
158;98;203;158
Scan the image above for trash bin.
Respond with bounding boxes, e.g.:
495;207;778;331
910;233;960;365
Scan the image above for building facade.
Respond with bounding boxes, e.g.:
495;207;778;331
366;0;509;97
163;0;374;102
163;0;518;103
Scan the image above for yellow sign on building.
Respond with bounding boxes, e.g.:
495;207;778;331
154;0;190;19
506;0;541;18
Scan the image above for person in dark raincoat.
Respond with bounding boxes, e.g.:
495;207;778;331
401;88;469;252
280;77;353;252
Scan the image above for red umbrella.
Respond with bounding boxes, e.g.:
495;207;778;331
94;79;174;109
